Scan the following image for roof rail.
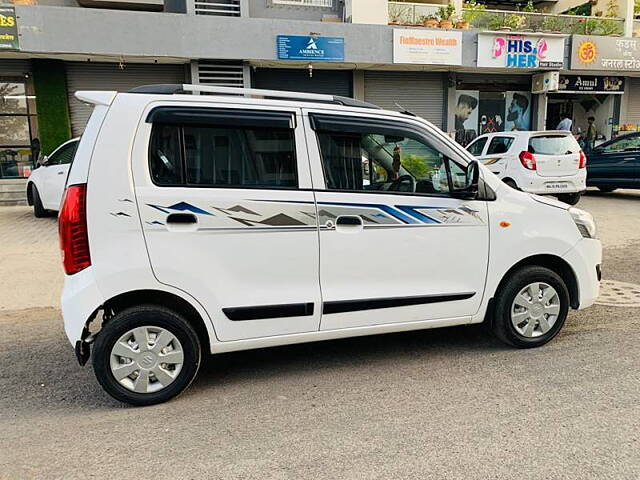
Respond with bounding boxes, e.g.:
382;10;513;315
128;84;381;110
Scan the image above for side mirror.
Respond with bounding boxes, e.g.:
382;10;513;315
451;160;479;200
37;156;48;166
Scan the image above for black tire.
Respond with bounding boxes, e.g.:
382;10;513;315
93;305;201;406
597;186;617;193
491;266;570;348
503;178;518;190
556;192;582;205
32;185;48;218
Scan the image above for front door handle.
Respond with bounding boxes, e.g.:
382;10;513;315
166;213;197;224
57;171;65;175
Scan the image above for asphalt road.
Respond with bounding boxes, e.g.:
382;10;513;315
1;190;639;479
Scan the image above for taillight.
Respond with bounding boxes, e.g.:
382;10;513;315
519;151;537;170
58;184;91;275
578;150;587;169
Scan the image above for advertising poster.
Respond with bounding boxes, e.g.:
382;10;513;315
504;91;531;131
277;35;344;62
393;29;462;65
453;90;479;146
479;94;505;135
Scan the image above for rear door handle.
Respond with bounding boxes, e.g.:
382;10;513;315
166;213;197;224
57;171;65;175
336;215;363;226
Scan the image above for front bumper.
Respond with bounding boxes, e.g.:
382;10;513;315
562;238;602;310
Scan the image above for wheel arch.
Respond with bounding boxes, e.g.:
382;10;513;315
494;254;580;310
103;289;212;355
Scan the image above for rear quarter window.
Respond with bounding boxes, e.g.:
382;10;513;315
529;135;580;155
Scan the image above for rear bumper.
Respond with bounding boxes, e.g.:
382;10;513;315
562;238;602;310
519;169;587;194
61;267;104;346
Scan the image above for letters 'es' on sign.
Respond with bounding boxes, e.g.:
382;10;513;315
0;6;19;50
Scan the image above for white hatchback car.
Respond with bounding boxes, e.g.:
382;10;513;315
466;131;586;205
60;85;601;405
27;137;79;217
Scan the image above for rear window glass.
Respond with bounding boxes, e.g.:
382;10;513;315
486;137;514;155
528;135;580;155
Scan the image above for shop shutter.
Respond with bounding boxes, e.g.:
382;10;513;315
625;78;640;127
65;62;186;136
0;60;31;77
252;68;352;97
364;71;445;128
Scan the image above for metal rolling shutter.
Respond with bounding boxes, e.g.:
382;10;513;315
252;68;352;97
625;78;640;127
0;60;31;76
364;71;445;128
65;62;186;136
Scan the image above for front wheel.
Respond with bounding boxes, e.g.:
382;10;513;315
556;192;582;205
31;185;48;218
92;305;201;406
491;266;570;348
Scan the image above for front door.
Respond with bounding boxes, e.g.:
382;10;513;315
303;110;490;330
133;104;321;342
587;134;640;188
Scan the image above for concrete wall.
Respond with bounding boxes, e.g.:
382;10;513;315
249;0;342;21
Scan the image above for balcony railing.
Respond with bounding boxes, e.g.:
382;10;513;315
388;2;624;36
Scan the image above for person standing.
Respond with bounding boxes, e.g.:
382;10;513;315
584;116;597;152
556;112;572;131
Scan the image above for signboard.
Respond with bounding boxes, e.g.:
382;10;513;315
571;35;640;71
532;71;560;94
477;33;564;69
393;29;462;65
0;6;19;51
558;75;624;94
277;35;344;62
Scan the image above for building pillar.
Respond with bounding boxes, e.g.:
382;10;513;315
32;60;71;156
533;93;548;130
623;0;634;38
353;70;365;100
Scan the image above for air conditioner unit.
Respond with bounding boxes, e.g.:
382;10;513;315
532;71;560;94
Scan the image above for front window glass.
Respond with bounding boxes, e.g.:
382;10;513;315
317;129;467;195
467;137;487;156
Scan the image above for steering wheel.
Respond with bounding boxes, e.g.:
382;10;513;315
388;174;415;192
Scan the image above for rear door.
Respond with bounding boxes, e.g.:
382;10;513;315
587;134;640;187
477;135;516;178
41;140;77;210
132;103;322;342
303;109;489;331
528;134;580;177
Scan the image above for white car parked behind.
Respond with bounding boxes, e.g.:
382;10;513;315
466;131;586;205
27;138;79;217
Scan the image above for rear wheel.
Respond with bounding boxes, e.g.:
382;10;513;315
491;266;570;348
92;305;201;406
556;192;582;205
597;186;617;193
31;185;48;218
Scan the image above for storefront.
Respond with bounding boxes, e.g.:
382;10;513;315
252;68;353;97
0;60;38;180
545;75;623;142
451;73;533;145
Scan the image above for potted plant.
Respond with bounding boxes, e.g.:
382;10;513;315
455;15;470;29
422;14;440;28
437;1;456;29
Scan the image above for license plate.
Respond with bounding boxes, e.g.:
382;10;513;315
545;183;569;190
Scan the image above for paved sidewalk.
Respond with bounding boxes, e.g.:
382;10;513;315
0;206;61;310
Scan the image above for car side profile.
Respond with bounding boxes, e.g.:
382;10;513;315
586;132;640;192
59;85;601;405
466;131;586;205
27;137;79;217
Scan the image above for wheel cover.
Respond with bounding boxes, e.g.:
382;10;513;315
510;282;561;338
109;326;184;394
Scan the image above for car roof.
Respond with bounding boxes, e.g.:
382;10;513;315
474;130;572;140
